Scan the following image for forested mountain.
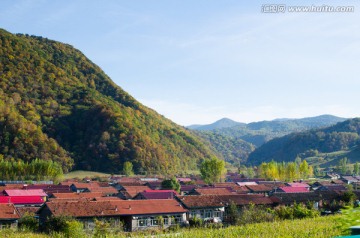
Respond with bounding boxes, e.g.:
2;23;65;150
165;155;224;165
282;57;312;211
209;115;347;147
247;118;360;166
188;118;244;130
0;29;216;174
190;115;346;164
192;130;255;165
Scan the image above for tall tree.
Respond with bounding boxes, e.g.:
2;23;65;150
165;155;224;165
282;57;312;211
354;162;360;176
200;157;226;184
122;161;134;177
161;177;180;193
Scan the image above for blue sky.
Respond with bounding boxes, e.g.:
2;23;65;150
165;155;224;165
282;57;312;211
1;0;360;125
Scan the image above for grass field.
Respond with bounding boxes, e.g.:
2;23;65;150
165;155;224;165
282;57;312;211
3;215;344;238
62;170;115;180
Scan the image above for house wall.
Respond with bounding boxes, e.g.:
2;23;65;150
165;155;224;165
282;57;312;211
189;208;224;221
130;213;186;231
0;220;18;230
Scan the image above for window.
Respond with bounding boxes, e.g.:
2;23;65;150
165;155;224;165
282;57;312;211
204;209;213;218
137;218;147;227
190;210;197;218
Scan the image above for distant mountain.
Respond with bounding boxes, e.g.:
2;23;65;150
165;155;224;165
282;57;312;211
247;118;360;166
188;118;244;130
189;115;347;164
211;115;347;147
0;29;217;174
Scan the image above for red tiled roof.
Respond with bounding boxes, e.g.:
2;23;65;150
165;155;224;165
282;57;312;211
177;195;224;208
43;199;187;217
137;191;177;200
218;194;275;206
51;192;104;199
0;203;20;219
5;189;47;197
278;187;310;193
88;186;118;195
0;196;44;205
121;186;150;198
286;183;310;188
16;207;40;217
246;184;273;192
193;188;234;195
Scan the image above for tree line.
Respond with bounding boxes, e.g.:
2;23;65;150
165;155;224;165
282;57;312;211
258;159;313;181
0;156;63;181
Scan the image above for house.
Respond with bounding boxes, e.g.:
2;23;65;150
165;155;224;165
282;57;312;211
177;178;192;184
316;185;347;192
176;195;225;222
285;182;310;190
236;182;258;187
86;186;119;196
324;173;340;180
134;190;177;200
37;199;187;231
180;185;197;195
118;186;151;200
189;187;234;196
0;203;20;229
145;181;163;190
341;176;359;184
273;187;310;193
245;184;273;195
24;184;71;195
0;196;45;206
272;190;342;208
50;192;105;200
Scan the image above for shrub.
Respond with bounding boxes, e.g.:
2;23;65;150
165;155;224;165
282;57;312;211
189;217;203;228
238;204;275;225
43;215;85;238
18;213;39;232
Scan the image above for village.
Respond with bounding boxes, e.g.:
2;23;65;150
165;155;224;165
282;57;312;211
0;171;359;233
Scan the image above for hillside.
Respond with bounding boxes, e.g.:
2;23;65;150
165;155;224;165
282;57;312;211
247;118;360;165
193;130;255;165
0;29;216;174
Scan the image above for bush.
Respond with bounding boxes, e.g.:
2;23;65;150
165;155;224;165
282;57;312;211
43;215;85;238
273;203;319;220
189;217;203;228
18;213;39;232
238;204;275;225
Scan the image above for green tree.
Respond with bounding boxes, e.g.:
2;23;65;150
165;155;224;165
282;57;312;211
354;162;360;176
299;160;309;178
339;157;348;175
161;177;180;193
122;161;134;177
200;157;226;184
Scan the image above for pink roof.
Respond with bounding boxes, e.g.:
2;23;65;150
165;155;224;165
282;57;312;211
5;189;47;197
278;187;310;193
0;196;45;205
286;183;310;188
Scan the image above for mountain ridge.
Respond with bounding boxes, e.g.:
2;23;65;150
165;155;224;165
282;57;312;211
0;29;216;174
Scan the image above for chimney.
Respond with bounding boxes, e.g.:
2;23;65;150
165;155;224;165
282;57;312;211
115;206;118;212
129;205;131;210
13;209;16;215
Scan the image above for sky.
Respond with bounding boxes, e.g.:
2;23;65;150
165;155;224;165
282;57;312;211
1;0;360;126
